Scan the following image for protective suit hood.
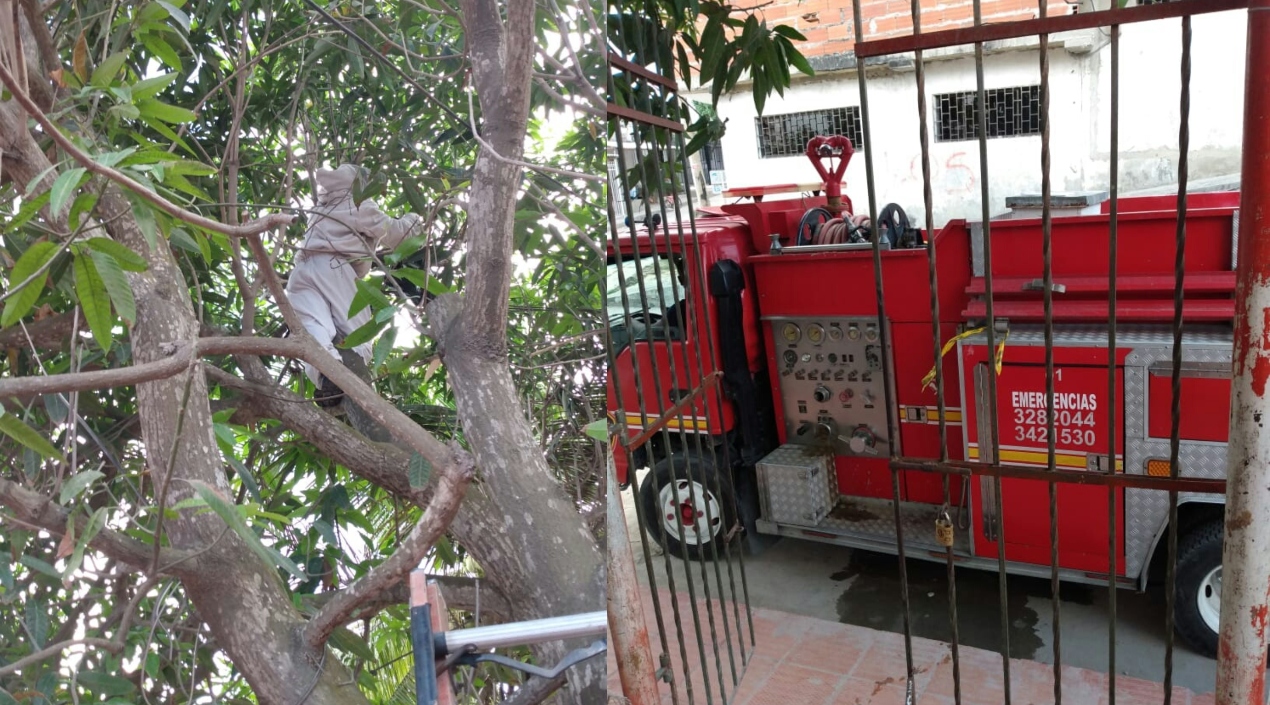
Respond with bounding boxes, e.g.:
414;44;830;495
315;164;364;204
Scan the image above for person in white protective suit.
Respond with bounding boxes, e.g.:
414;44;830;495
285;163;423;406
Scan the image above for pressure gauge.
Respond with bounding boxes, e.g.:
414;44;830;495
807;324;825;345
782;323;801;343
783;350;797;366
864;325;879;342
828;325;844;342
847;325;861;340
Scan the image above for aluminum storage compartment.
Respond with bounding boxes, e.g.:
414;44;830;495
756;443;837;527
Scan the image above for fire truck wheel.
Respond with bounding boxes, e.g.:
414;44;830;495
640;454;737;561
1174;520;1223;657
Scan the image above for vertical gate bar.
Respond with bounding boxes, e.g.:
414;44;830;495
850;0;914;690
611;98;698;705
668;120;755;674
1036;3;1062;701
909;2;960;703
1105;16;1121;705
1216;5;1270;702
1163;15;1192;705
608;449;662;705
621;119;720;705
634;100;735;700
971;1;1011;699
632;26;744;685
605;176;682;705
620;16;736;690
624;16;736;696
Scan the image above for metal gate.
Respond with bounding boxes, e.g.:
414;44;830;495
607;1;1270;704
606;4;757;704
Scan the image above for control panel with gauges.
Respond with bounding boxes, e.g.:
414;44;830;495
769;316;896;457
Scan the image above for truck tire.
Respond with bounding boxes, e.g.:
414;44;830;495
1174;520;1223;657
639;453;737;561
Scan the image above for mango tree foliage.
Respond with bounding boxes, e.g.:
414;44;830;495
0;0;604;702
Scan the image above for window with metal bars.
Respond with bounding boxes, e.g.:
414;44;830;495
934;85;1042;142
755;107;864;158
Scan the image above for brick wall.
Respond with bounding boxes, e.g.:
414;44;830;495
740;0;1074;62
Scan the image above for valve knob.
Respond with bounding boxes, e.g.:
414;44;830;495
813;385;831;403
849;426;877;454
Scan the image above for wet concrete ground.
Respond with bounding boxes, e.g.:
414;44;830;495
620;474;1219;695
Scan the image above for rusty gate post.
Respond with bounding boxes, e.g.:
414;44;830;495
1217;5;1270;704
607;452;660;704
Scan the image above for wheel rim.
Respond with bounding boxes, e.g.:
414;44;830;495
1197;565;1222;634
658;478;722;546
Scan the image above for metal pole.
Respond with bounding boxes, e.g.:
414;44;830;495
1216;6;1270;704
435;612;608;656
607;452;661;705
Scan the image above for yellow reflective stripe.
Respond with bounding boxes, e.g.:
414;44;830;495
967;444;1125;471
622;413;710;431
897;406;964;424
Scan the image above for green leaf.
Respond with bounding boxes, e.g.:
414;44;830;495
74;252;114;353
131;72;177;101
84;237;148;271
49;167;86;219
130;197;159;251
371;326;397;370
0;558;12;593
4;189;50;234
162;171;213;202
339;316;386;350
2;240;59;327
773;24;807;41
584;419;610;443
0;405;64;462
408;452;432;488
140;32;182;70
348;278;390;316
77;671;136;697
169;228;200;253
187;480;306;580
90;51;129;87
329;626;376;661
136;98;196;124
156;0;191;32
25;597;49;648
89;251;137;324
20;555;62;580
59;470;105;505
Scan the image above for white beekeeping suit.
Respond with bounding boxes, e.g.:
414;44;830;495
285;163;423;404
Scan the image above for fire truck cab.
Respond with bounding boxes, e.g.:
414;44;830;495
607;139;1240;657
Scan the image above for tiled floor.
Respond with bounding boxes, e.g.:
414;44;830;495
608;590;1212;705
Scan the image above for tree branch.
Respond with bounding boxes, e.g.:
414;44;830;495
302;449;473;650
0;478;194;573
503;673;568;705
303;574;510;623
465;89;602;184
0;61;294;239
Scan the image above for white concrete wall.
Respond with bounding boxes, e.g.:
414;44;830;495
698;9;1247;225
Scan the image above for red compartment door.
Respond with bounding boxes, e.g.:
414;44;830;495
963;354;1126;576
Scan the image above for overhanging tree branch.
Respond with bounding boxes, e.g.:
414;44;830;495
302;450;473;650
0;61;294;239
0;479;194;573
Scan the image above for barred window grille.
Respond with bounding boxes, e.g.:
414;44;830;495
934;85;1042;142
755;107;865;159
702;140;725;178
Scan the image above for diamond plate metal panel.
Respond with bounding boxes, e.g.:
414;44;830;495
819;497;972;553
1123;343;1231;578
756;444;836;526
964;325;1230;348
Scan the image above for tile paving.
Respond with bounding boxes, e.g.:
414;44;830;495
608;589;1211;705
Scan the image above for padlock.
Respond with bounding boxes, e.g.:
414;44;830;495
935;506;954;548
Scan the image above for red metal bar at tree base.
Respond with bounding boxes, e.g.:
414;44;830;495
890;458;1227;494
1216;5;1270;704
621;371;723;450
607;454;660;705
853;0;1249;58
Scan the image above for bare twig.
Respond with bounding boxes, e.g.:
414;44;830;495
502;673;569;705
0;638;121;677
0;61;294;239
525;185;603;257
302;447;472;650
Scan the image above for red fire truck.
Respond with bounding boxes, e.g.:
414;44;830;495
607;138;1239;657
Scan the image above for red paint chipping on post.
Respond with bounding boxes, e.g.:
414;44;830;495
1251;604;1268;637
